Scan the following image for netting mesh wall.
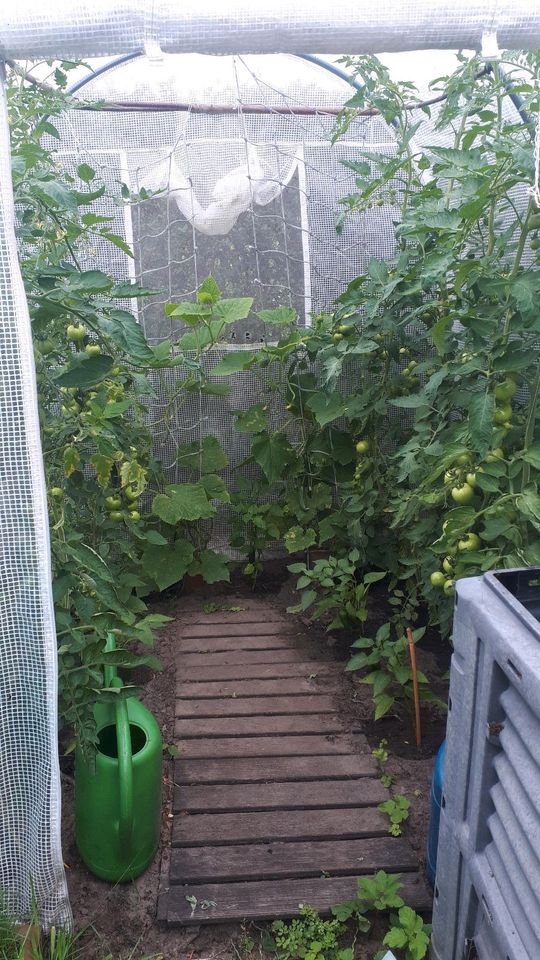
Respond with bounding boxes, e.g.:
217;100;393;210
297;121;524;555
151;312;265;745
0;73;70;926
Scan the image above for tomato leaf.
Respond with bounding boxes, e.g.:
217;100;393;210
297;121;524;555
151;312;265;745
468;391;495;456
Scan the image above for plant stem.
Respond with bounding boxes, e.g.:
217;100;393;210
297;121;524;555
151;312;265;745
522;360;540;489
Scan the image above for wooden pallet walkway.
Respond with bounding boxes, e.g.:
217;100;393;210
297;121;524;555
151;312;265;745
159;600;430;925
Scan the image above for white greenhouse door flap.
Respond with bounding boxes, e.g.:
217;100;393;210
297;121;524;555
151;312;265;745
0;67;71;927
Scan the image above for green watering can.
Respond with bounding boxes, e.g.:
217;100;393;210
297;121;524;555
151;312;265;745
74;635;162;883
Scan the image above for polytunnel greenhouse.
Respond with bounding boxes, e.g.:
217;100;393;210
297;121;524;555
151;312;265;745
1;3;540;959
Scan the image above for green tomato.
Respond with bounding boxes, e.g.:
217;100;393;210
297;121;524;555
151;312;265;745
526;213;540;230
494;403;512;425
124;485;139;502
443;579;455;596
111;366;123;376
458;532;481;552
466;473;476;488
333;332;343;342
531;237;540;250
456;453;470;465
129;510;141;522
486;447;504;463
444;470;456;484
105;496;122;509
356;440;369;454
442;556;454;575
243;563;255;576
109;511;124;522
430;571;446;587
338;325;352;334
451;483;474;504
50;487;64;499
85;343;101;356
66;323;86;342
37;339;55;355
495;379;517;401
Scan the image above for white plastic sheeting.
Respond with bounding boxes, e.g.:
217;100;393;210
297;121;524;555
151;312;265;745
1;0;540;59
0;70;70;926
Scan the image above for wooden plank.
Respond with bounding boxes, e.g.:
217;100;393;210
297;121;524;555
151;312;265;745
170;836;419;883
161;873;431;925
175;714;346;740
177;648;317;667
175;695;338;718
177;677;337;699
176;734;366;759
175;661;340;682
181;622;300;638
180;635;305;653
174;778;387;813
175;754;377;784
172;806;388;846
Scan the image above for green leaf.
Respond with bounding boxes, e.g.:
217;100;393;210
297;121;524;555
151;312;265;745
102;232;134;258
142;541;194;590
165;301;212;323
213;297;253;323
89;454;113;489
211;351;258;375
177;435;228;474
34;180;77;210
374;694;395;720
287;589;317;613
77;163;96;183
97;310;155;363
62;269;112;293
198;276;221;304
468;391;495;456
517;491;540;531
178;319;225;351
200;474;230;502
389;394;428;409
522;444;540;470
283;526;317;553
257;306;297;326
430;315;451;355
251;432;293;483
190;549;230;584
54;353;114;387
306;392;346;426
152;483;215;523
235;404;268;433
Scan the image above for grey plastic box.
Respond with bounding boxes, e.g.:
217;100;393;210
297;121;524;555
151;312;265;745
431;569;540;960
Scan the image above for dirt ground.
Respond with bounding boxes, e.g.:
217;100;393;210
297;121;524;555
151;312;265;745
62;567;448;959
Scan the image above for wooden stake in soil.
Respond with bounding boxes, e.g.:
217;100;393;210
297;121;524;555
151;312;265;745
407;627;422;749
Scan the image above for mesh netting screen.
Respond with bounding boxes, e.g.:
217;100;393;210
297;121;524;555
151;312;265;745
0;74;70;926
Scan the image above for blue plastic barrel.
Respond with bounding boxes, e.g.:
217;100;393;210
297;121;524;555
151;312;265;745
426;740;446;887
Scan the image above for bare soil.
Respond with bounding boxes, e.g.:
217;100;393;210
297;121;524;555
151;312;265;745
62;565;448;959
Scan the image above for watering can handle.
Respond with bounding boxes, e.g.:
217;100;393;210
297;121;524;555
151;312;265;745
115;692;134;850
105;633;134;849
